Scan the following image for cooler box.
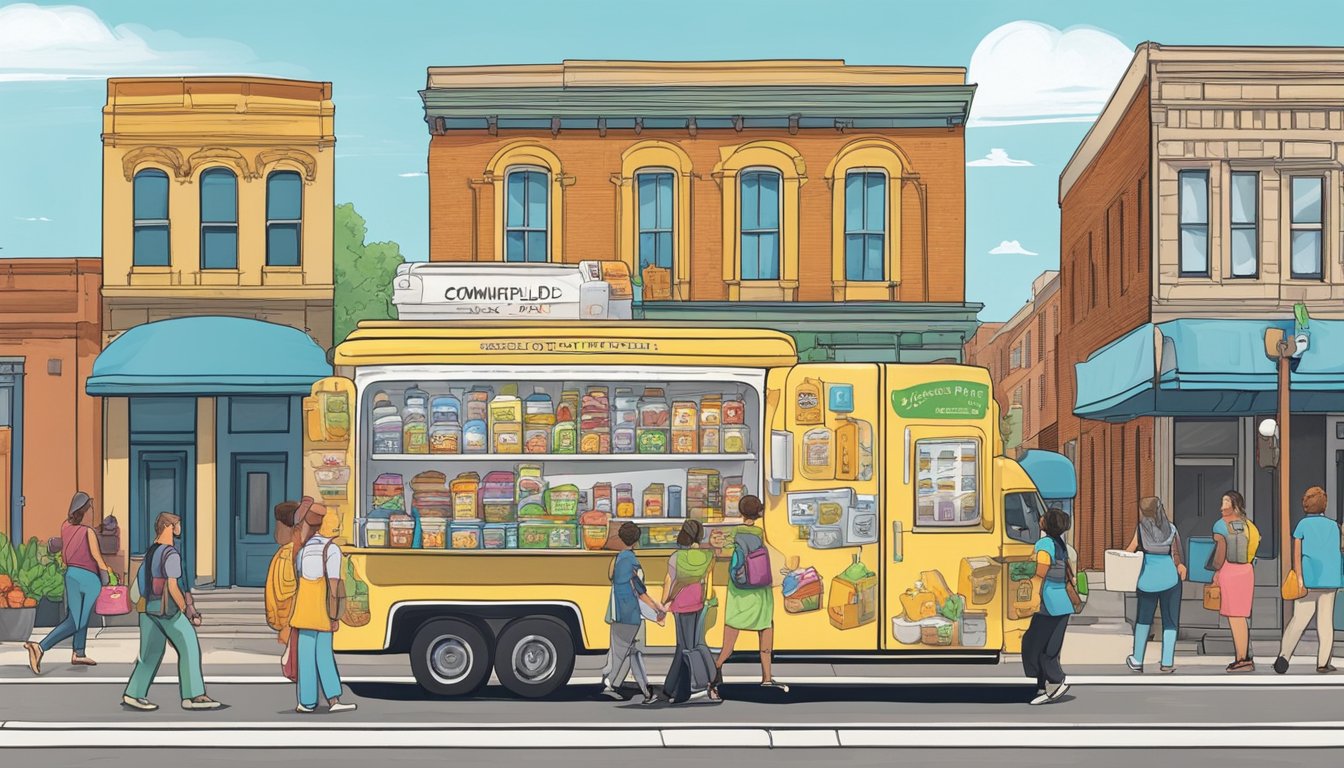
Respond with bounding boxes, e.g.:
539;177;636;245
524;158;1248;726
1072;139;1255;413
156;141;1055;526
1186;536;1216;584
1103;549;1142;592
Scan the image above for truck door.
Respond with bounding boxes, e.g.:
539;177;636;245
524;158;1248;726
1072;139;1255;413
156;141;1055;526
882;373;1003;656
761;364;883;652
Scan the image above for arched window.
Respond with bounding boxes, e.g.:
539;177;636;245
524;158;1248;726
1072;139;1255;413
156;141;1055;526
739;168;782;280
200;168;238;270
844;170;887;282
133;169;170;267
636;168;675;278
505;167;548;263
266;171;303;267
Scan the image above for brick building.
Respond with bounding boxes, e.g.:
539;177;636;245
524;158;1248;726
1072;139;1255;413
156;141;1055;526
1060;45;1344;634
420;60;981;362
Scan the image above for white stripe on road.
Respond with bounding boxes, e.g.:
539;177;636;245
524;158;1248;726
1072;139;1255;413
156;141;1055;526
4;673;1344;687
1;725;1343;749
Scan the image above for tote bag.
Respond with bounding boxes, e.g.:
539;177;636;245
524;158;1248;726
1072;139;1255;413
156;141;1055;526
95;572;131;617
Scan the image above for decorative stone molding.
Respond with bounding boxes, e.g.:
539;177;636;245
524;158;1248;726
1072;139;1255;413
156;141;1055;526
255;148;319;182
121;146;189;181
187;147;255;180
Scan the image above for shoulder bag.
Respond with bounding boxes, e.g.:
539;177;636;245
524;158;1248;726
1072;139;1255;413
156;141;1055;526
322;541;347;621
1059;540;1085;614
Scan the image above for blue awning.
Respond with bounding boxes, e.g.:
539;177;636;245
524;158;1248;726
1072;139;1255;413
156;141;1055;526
1018;450;1076;500
87;317;331;396
1074;318;1344;422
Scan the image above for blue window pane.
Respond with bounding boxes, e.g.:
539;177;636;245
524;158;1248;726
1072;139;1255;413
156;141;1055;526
656;175;673;226
845;234;865;281
741;234;760;279
133;170;169;220
756;233;779;279
266;172;302;220
526;172;547;227
1180;225;1207;274
267;223;301;267
741;175;760;229
505;231;526;262
864;234;884;281
200;169;237;223
865;174;885;230
1230;227;1257;277
134;225;170;267
755;173;780;229
202;228;238;270
656;233;673;268
1292;178;1322;224
1178;172;1207;225
1292;231;1321;277
524;231;545;262
1230;173;1256;225
638;233;657;268
637;175;658;227
844;173;864;232
506;173;526;227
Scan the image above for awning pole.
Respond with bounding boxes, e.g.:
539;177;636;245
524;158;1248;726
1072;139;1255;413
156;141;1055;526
1277;347;1292;630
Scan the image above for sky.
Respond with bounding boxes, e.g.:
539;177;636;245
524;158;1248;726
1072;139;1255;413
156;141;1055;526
0;0;1339;321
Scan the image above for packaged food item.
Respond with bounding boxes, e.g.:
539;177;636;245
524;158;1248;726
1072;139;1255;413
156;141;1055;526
892;616;922;644
463;386;491;454
371;473;406;516
667;485;683;519
545;484;580;518
700;425;721;454
523;386;555;454
465;386;492;422
411;470;453;519
371;391;403;454
556;388;580;424
959;556;999;606
612;387;638;454
723;425;751;455
519;523;578;549
723;477;745;519
591;482;613;515
429;391;462;454
516;464;547;518
636;387;669;454
801;426;833;478
389;517;416;549
782;565;824;614
552;420;578;454
828;558;878;630
490;388;523;455
402;384;430;454
920;570;954;606
796;378;824;425
962;611;988;648
482;523;518;549
900;583;938;620
450;472;481;520
671;400;698;430
364;519;388;548
580;386;611;454
700;395;722;427
481;471;517;523
722;395;746;426
686;469;721;522
920;616;956;646
580;510;611;550
420;518;448;549
642;483;665;518
644;524;680;548
310;390;350;443
615;483;635;519
450;522;482;550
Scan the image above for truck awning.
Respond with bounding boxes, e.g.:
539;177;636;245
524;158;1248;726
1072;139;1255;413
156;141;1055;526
87;316;331;396
1017;450;1076;500
335;322;799;368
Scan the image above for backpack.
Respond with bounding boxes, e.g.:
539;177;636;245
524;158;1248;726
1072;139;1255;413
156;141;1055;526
1223;519;1253;564
730;530;772;589
131;544;171;615
265;543;299;631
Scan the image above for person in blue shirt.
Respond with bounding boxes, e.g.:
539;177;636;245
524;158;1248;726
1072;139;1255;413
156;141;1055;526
1275;487;1343;675
600;522;664;703
1123;497;1187;673
1022;506;1076;705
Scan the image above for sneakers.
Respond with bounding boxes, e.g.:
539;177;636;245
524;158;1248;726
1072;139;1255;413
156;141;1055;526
639;693;658;706
23;642;42;676
182;696;222;710
1028;690;1051;706
1273;656;1289;674
122;695;158;711
1125;655;1143;673
599;686;623;700
328;701;357;713
1159;665;1176;674
687;690;710;702
296;704;317;714
1046;682;1070;702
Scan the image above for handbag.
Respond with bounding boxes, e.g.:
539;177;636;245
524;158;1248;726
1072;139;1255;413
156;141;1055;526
1064;561;1085;614
322;542;347;621
1281;569;1308;601
1203;583;1222;612
281;632;298;682
95;572;131;616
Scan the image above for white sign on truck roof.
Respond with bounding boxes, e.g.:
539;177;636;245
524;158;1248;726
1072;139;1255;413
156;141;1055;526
391;262;631;320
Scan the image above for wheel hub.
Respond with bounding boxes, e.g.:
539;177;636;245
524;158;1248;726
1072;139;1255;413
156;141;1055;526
429;636;473;685
512;634;557;683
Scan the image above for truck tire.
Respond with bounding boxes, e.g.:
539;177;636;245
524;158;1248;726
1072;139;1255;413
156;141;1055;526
410;618;492;697
493;616;575;699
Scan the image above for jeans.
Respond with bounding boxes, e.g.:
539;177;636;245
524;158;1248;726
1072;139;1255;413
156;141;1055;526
37;567;102;655
124;610;206;700
1022;611;1069;687
1279;589;1338;667
1134;582;1182;668
297;629;344;708
603;622;650;696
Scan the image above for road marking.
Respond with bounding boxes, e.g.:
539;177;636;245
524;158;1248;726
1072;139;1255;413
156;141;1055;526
0;725;1342;749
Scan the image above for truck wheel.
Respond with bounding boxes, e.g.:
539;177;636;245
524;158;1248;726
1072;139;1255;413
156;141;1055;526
410;618;492;697
493;617;575;699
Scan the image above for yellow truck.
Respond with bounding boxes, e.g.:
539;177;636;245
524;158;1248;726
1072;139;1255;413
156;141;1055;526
303;316;1073;698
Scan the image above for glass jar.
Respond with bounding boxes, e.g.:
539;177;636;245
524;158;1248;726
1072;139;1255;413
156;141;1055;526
615;483;635;519
723;425;751;454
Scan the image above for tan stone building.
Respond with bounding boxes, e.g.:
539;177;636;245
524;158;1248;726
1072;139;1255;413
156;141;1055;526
1060;45;1344;634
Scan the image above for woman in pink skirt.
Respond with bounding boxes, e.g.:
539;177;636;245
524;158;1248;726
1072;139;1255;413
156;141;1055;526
1211;490;1258;672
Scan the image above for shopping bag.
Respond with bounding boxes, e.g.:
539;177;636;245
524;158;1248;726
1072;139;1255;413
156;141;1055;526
1202;584;1222;612
1281;569;1307;601
281;633;298;682
95;572;131;616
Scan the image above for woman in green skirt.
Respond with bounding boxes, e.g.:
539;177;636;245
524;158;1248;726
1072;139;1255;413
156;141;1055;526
711;495;789;698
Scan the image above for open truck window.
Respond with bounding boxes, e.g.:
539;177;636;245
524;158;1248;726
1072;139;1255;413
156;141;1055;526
1004;491;1045;544
914;438;980;527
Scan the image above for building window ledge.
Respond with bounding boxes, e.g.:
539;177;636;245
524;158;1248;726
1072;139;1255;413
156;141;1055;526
262;266;306;287
831;281;900;301
196;270;242;287
724;279;799;302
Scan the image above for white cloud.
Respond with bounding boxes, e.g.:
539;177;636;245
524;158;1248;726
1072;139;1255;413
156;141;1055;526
968;21;1134;127
967;148;1034;167
15;216;52;222
0;3;262;82
989;240;1039;256
398;172;427;178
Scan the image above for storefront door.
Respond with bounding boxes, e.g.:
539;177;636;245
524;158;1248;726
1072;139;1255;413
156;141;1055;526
231;454;285;587
133;450;194;588
0;428;10;539
1173;457;1237;546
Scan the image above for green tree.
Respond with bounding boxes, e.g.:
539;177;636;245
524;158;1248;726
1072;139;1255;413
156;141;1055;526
334;203;405;345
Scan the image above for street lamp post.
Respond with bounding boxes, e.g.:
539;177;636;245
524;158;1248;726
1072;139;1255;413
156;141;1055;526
1275;340;1292;630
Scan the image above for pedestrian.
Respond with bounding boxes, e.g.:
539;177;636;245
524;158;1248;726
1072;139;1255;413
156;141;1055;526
122;512;222;711
290;501;357;713
265;499;302;679
1210;490;1258;672
659;519;718;703
1022;506;1075;705
1124;497;1187;673
1275;486;1342;675
25;491;113;675
711;495;788;698
599;521;661;704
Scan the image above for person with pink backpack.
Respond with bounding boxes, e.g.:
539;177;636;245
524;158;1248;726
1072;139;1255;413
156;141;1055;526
711;495;789;699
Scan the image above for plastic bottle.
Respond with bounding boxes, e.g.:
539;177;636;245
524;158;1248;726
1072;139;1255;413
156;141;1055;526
796;378;824;425
828;383;872;481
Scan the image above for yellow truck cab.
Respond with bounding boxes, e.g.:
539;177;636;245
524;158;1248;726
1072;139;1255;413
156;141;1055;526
302;262;1074;698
